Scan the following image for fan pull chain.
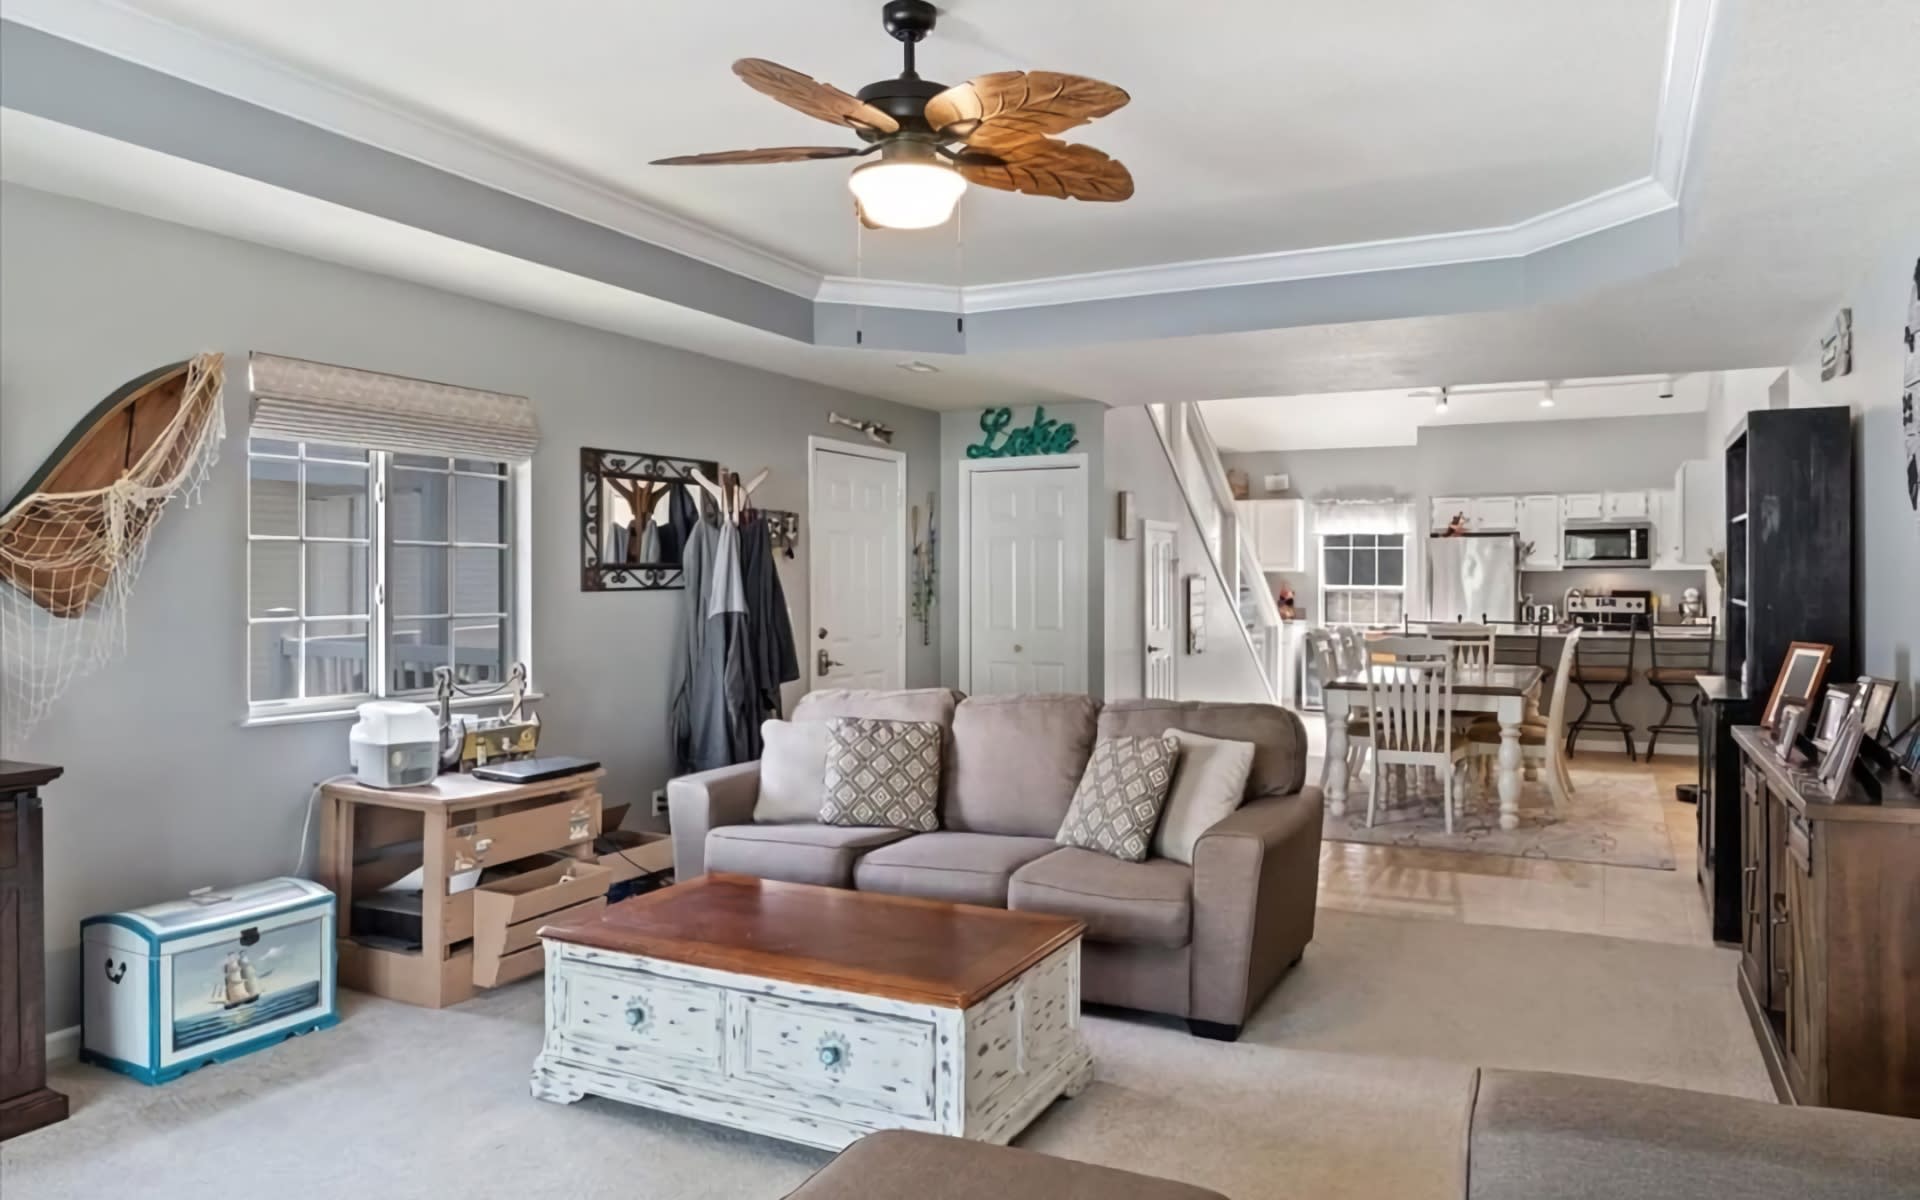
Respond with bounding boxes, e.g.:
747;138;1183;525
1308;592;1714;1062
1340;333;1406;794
854;208;865;347
953;193;966;337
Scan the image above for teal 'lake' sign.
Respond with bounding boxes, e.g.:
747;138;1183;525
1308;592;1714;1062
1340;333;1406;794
965;406;1079;458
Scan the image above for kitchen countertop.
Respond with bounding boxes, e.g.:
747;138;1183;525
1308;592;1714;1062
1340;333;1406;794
1412;622;1719;640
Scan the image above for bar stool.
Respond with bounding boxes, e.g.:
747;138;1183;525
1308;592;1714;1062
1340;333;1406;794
1644;618;1717;759
1564;622;1642;761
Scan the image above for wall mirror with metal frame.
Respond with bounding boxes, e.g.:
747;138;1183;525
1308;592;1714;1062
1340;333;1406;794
580;447;717;591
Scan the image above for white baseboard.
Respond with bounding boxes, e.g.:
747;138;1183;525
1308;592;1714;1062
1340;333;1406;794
46;1024;81;1063
1569;732;1698;759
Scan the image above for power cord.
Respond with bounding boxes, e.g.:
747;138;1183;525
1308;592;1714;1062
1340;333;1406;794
296;774;355;879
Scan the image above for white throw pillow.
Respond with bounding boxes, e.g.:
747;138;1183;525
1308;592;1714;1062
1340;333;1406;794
1153;728;1256;864
753;719;830;823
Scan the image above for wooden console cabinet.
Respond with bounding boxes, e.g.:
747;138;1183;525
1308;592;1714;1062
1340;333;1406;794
1;761;66;1142
1732;727;1920;1117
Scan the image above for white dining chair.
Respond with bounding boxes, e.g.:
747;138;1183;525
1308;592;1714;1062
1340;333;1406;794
1362;637;1469;833
1468;627;1581;814
1308;628;1371;792
1429;622;1498;672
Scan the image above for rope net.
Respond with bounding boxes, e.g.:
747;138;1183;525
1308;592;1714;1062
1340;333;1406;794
0;353;225;753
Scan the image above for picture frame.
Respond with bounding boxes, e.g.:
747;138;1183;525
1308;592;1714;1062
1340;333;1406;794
1811;683;1856;749
1817;713;1865;792
1185;574;1206;655
1761;642;1832;729
1855;675;1898;741
1773;703;1808;762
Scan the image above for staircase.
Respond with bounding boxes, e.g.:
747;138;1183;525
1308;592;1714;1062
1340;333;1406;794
1144;402;1288;703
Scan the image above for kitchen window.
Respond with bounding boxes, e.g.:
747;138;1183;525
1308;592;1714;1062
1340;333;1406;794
1319;533;1407;626
246;439;517;715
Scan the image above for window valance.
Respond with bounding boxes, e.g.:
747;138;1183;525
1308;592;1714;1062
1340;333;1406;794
248;353;539;462
1312;498;1414;536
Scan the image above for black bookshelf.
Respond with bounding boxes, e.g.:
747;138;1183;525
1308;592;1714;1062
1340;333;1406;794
1697;405;1853;943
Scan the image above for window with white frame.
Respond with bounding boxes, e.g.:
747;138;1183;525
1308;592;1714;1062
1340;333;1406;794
246;442;517;714
1318;532;1407;626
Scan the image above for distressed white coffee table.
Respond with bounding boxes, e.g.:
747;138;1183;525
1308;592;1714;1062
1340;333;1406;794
531;872;1093;1150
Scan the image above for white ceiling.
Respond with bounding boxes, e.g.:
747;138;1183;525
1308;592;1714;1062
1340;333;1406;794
70;0;1671;285
1202;376;1711;452
2;0;1914;412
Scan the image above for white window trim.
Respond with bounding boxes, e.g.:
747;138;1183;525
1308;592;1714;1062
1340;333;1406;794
1317;532;1409;628
242;445;534;725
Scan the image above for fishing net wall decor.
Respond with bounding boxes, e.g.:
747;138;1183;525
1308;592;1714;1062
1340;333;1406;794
0;353;225;752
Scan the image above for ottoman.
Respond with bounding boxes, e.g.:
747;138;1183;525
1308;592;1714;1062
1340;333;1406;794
785;1130;1227;1199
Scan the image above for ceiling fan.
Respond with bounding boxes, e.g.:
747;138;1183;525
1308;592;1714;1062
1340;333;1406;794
652;0;1133;231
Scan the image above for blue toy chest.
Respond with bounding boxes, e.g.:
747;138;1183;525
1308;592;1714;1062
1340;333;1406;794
80;877;338;1085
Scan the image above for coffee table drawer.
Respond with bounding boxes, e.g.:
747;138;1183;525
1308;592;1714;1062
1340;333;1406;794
730;993;937;1118
555;963;725;1069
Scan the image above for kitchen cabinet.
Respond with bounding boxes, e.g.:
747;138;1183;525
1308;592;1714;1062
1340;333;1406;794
1651;489;1683;568
1675;458;1717;566
1518;495;1561;569
1235;498;1304;573
1561;493;1604;523
1467;496;1518;530
1430;496;1468;532
1603;490;1649;521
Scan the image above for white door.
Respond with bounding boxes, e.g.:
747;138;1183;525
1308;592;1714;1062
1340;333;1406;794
809;441;904;691
965;462;1088;695
1142;521;1178;699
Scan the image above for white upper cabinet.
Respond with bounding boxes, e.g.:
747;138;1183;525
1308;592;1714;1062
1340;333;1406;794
1468;496;1519;530
1518;495;1562;569
1236;498;1305;573
1651;488;1683;568
1675;459;1718;566
1603;490;1650;521
1431;496;1469;531
1562;493;1604;523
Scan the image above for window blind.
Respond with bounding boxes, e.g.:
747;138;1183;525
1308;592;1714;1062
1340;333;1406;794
1312;499;1413;536
248;353;540;462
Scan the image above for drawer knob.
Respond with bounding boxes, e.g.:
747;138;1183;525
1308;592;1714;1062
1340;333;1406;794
817;1033;851;1073
625;1001;649;1032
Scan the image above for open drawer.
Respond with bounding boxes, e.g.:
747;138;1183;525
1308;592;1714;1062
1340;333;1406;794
472;859;610;988
446;792;600;874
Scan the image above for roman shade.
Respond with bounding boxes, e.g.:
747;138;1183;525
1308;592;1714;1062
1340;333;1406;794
248;352;540;462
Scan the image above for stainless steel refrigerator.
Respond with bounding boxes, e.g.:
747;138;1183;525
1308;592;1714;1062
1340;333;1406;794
1426;534;1520;623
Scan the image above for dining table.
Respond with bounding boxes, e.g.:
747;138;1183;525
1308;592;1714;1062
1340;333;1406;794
1321;663;1545;831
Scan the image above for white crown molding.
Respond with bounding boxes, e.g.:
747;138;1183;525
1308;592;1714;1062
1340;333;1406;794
3;0;1719;323
0;0;824;298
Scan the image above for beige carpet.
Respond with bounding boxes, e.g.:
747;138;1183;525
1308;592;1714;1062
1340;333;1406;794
2;912;1769;1200
1321;763;1677;870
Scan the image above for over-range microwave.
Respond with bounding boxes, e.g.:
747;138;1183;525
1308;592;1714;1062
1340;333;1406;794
1563;524;1651;567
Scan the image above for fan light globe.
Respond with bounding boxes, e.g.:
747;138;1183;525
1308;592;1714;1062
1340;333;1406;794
849;157;967;230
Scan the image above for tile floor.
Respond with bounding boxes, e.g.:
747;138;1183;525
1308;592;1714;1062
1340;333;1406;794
1314;751;1714;948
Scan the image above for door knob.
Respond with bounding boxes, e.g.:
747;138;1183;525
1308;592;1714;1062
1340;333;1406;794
1147;644;1164;654
817;649;845;675
817;626;828;638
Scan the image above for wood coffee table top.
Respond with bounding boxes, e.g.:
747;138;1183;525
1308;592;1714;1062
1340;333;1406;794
539;873;1084;1009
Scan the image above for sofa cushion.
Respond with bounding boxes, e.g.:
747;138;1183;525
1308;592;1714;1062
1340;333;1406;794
793;687;963;727
705;823;910;888
819;718;942;832
754;718;831;823
1098;699;1308;800
1009;848;1193;947
1154;729;1256;864
853;832;1060;907
945;693;1099;837
1056;735;1178;862
787;1129;1229;1200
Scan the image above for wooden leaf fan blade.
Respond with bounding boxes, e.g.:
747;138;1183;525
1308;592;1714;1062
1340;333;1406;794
652;146;864;165
733;58;900;134
925;71;1129;143
956;139;1133;202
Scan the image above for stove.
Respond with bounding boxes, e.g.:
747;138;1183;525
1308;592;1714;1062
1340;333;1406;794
1564;589;1652;630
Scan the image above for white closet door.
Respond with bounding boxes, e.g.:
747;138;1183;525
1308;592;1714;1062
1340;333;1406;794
966;465;1087;695
1142;521;1178;699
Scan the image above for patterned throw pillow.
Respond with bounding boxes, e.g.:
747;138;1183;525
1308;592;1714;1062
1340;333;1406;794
819;718;943;832
1056;735;1178;862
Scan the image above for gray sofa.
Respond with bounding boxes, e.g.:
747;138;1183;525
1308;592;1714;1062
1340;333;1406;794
668;688;1322;1040
785;1068;1920;1199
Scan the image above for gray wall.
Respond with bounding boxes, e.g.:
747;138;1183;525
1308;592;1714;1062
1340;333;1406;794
1785;243;1919;731
1220;412;1710;623
0;185;940;1029
937;402;1107;696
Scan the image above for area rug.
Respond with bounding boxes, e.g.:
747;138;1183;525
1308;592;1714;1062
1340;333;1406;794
4;912;1767;1200
1318;762;1676;870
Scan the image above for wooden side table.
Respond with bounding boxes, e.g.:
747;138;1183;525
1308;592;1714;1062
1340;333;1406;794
1;760;66;1142
319;770;604;1009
